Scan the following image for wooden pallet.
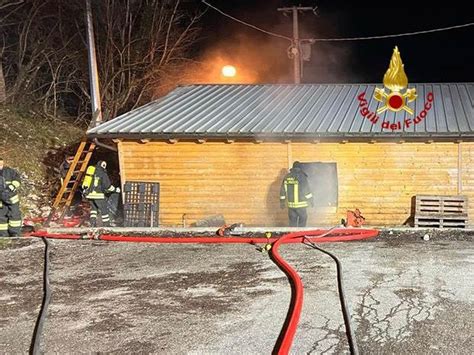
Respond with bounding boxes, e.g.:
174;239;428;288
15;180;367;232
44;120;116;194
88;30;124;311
414;215;468;228
415;195;468;228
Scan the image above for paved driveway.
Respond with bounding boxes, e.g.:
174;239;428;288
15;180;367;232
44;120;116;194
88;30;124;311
0;231;472;354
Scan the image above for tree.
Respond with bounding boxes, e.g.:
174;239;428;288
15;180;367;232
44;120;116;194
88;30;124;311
0;0;83;115
0;0;203;121
0;0;25;104
87;0;203;119
0;56;5;104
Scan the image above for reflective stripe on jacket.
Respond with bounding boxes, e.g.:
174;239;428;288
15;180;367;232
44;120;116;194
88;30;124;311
0;167;21;191
0;167;21;204
85;166;114;200
280;169;313;209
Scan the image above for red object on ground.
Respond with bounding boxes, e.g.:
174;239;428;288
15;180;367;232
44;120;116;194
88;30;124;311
62;217;82;228
345;209;365;227
30;229;378;244
269;231;305;355
23;216;81;228
28;228;379;353
216;224;230;237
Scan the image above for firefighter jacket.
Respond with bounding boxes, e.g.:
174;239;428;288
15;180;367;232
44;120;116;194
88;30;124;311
0;167;21;205
280;167;313;209
84;164;115;200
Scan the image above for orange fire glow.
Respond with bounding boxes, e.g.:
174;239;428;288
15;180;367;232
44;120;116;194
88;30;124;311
221;65;237;77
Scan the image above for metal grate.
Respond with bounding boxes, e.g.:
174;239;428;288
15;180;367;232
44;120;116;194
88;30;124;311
123;181;160;227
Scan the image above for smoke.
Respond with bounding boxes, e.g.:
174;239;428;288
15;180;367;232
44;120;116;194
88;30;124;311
153;1;359;97
151;31;291;98
180;32;290;85
185;12;356;85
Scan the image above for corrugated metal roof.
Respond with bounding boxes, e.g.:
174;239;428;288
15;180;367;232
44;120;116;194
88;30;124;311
87;83;474;139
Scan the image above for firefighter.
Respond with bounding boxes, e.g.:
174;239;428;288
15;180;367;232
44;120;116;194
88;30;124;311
280;161;314;227
82;160;119;227
0;157;22;236
59;155;74;185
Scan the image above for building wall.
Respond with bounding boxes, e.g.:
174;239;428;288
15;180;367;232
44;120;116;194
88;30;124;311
118;140;473;227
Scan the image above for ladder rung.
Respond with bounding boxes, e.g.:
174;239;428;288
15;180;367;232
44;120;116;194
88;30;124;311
51;138;94;212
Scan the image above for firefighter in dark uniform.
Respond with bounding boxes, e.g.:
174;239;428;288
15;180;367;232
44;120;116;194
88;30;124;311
280;161;314;227
59;155;74;185
82;160;118;227
0;157;22;237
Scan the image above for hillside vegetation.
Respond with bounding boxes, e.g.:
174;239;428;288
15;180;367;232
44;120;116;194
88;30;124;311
0;106;84;216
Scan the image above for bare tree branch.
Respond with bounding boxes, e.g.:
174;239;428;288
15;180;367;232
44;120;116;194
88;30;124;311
0;0;23;12
1;0;203;122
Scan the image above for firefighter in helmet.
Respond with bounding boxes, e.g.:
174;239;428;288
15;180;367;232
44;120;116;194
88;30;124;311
280;161;314;227
0;157;22;237
82;160;119;227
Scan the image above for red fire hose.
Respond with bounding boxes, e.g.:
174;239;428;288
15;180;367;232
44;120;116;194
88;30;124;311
30;228;377;244
270;231;305;354
28;228;378;354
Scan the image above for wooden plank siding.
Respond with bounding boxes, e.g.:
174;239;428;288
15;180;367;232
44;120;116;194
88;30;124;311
119;141;474;227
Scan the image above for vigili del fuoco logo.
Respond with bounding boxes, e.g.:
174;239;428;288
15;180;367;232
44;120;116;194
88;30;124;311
357;46;434;131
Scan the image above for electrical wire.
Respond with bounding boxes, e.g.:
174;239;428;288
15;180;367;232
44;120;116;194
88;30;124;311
306;22;474;42
303;237;359;355
30;237;51;355
201;0;292;41
201;0;474;42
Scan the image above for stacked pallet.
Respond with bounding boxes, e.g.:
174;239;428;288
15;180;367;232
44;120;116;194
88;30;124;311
414;195;468;228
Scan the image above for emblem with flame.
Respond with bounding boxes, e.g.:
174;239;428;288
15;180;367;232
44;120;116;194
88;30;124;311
374;46;417;115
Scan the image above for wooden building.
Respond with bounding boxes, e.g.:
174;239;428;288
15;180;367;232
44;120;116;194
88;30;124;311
87;84;474;227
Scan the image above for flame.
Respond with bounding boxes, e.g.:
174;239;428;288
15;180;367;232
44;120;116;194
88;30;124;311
383;46;408;92
222;65;237;77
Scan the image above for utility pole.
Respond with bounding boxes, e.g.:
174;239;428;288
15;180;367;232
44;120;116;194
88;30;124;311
85;0;103;127
277;6;314;84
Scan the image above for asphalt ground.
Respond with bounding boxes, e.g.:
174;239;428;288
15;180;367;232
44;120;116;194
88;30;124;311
0;230;472;354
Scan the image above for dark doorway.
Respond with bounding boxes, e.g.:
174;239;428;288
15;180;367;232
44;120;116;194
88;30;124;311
300;162;338;208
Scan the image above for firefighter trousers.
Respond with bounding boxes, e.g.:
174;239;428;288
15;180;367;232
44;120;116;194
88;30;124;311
0;204;9;237
0;193;22;236
88;198;110;227
288;208;307;227
7;201;22;235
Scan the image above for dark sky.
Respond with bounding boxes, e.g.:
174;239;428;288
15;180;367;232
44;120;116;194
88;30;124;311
195;0;474;83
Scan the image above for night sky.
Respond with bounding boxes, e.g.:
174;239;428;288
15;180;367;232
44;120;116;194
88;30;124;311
196;0;474;84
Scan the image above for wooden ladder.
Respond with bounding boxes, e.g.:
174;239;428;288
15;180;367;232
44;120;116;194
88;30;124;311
45;139;96;226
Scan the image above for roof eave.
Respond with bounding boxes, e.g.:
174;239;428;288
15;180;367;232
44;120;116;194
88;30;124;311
87;132;474;142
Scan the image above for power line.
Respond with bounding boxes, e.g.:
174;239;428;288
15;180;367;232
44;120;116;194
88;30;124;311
307;22;474;42
201;1;474;42
201;0;292;41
